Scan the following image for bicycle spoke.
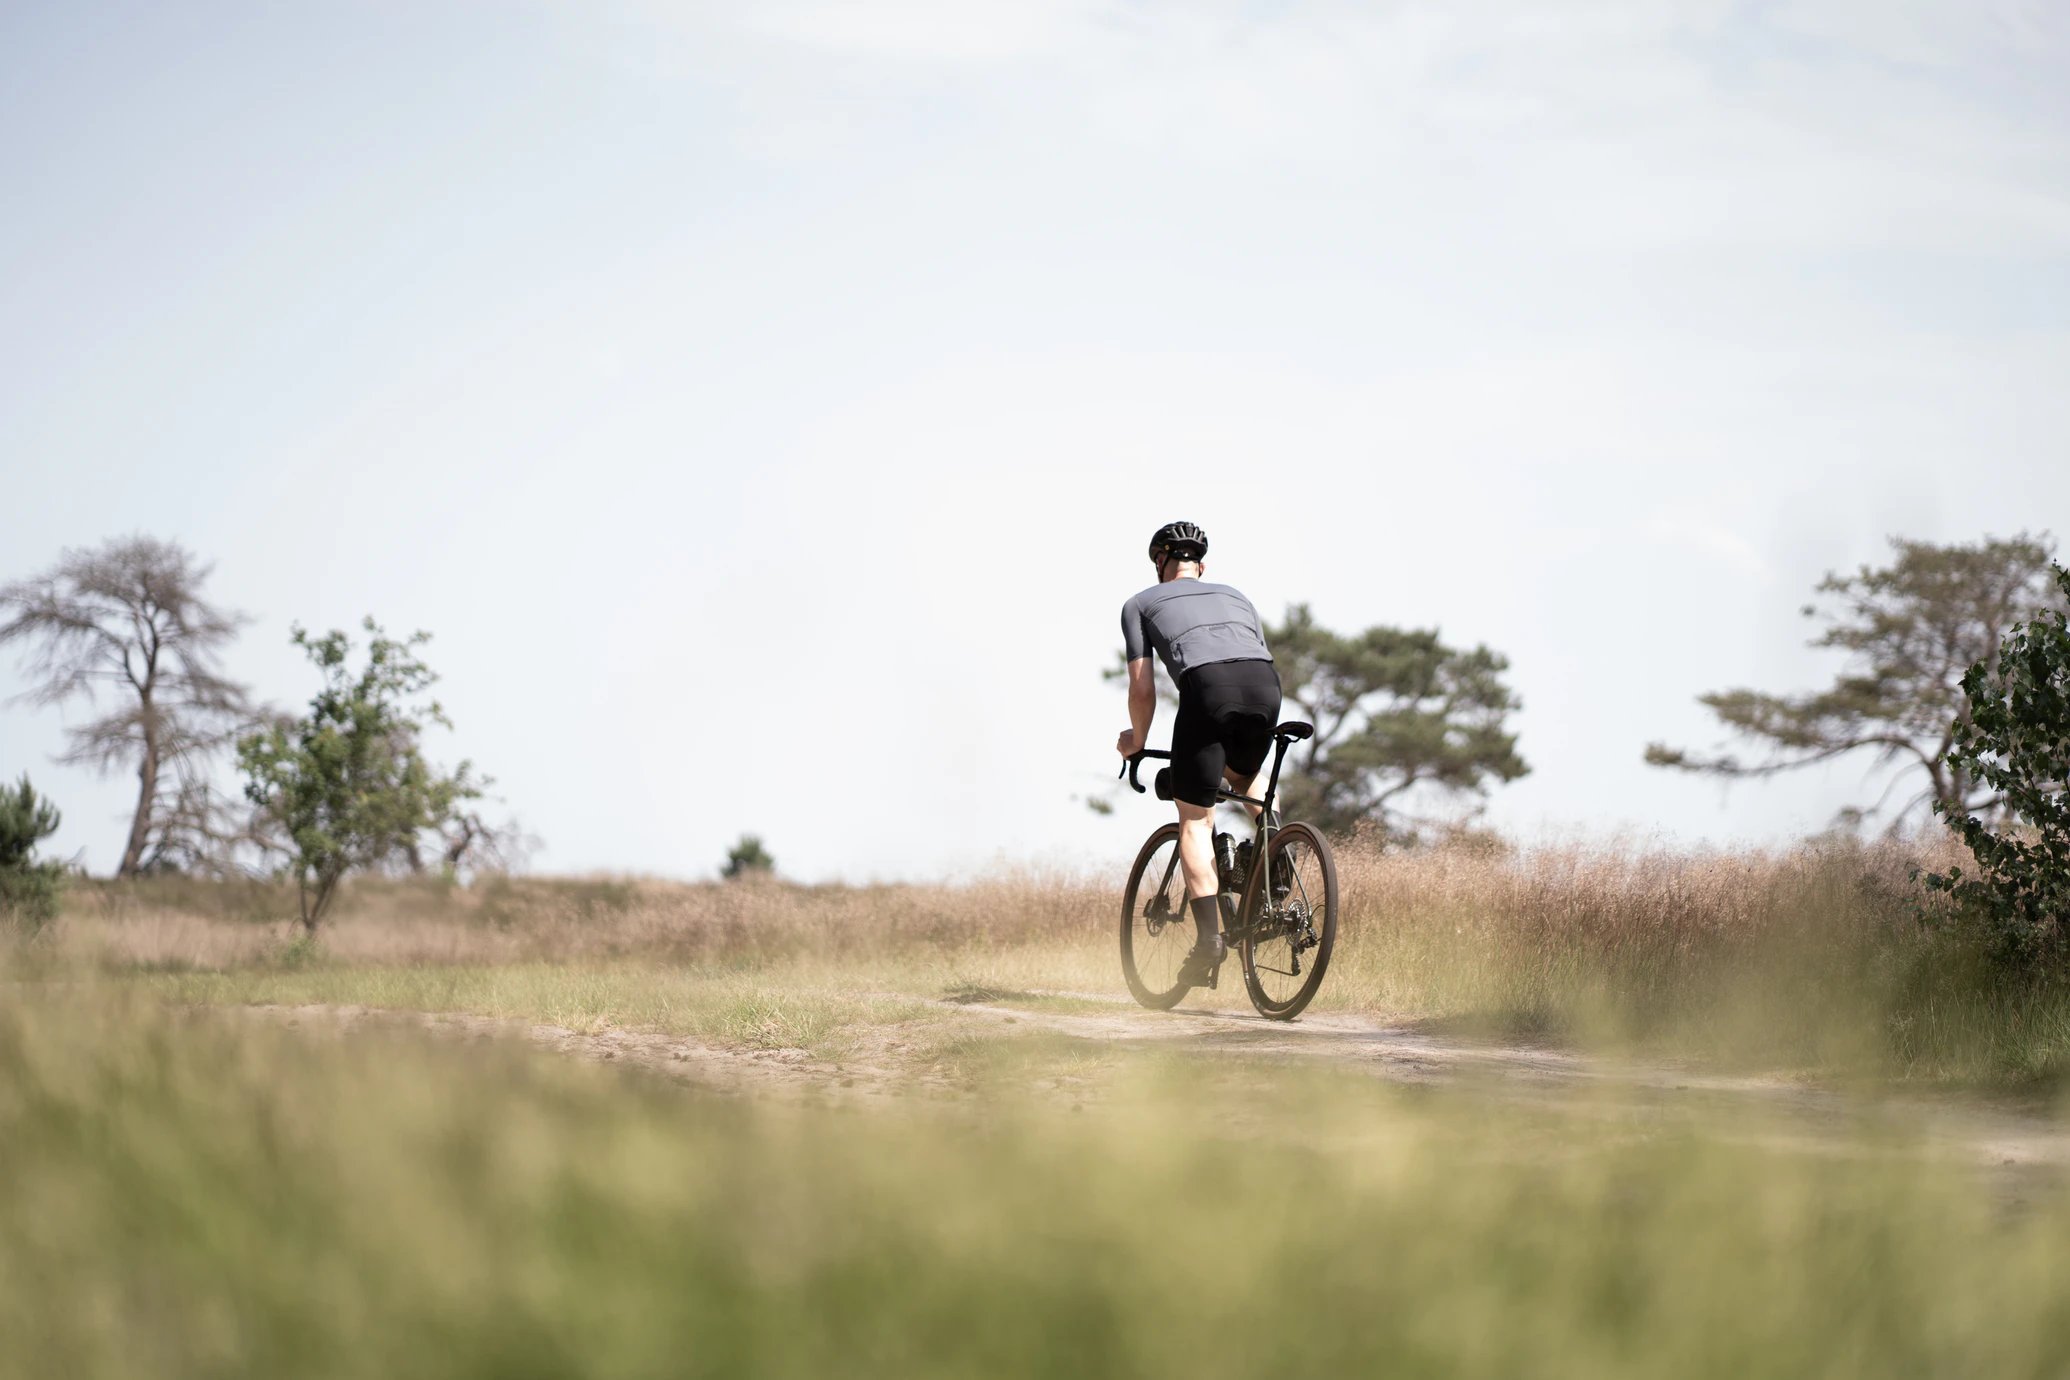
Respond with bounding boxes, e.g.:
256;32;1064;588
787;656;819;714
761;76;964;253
1238;824;1337;1018
1122;827;1198;1009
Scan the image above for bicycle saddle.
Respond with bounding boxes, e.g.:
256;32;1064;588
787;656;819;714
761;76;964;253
1277;721;1315;741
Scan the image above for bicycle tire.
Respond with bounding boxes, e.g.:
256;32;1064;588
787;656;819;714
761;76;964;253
1120;823;1194;1010
1238;822;1337;1020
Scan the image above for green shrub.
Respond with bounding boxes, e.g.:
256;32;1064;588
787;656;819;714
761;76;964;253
1923;563;2070;969
722;833;774;880
0;774;65;934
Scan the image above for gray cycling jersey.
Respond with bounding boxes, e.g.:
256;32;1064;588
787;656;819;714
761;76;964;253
1121;578;1272;680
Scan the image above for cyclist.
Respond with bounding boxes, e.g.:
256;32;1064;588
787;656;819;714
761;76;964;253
1115;521;1281;988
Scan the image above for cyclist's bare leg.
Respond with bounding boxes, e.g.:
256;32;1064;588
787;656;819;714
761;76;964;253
1176;800;1218;899
1175;799;1226;964
1179;770;1262;900
1224;768;1263;824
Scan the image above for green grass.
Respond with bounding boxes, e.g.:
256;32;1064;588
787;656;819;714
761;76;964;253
138;961;947;1058
940;981;1123;1015
8;983;2070;1378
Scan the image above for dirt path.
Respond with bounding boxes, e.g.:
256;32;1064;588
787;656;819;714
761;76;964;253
955;991;2070;1173
232;993;2070;1176
238;1002;944;1104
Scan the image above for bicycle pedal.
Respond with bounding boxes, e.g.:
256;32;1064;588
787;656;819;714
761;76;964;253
1206;962;1221;990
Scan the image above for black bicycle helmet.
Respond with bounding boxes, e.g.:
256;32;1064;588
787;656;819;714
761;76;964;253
1148;521;1208;565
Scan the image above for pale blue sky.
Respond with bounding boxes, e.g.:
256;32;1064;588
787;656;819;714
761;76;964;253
3;0;2067;879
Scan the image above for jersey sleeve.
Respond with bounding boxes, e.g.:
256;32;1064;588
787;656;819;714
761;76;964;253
1121;597;1150;662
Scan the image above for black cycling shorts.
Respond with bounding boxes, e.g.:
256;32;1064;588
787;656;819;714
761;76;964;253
1169;658;1281;809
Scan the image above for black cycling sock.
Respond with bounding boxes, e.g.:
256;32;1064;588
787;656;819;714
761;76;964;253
1188;895;1222;948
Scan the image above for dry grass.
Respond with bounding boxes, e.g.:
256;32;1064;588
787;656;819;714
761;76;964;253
1328;835;1955;1045
44;831;2070;1081
55;870;1114;970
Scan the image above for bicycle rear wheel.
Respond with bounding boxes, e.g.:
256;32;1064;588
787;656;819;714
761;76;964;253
1120;824;1194;1010
1239;822;1337;1020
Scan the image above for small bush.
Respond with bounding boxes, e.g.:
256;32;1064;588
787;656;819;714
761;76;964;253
1923;563;2070;969
0;867;64;935
0;775;66;935
722;834;774;880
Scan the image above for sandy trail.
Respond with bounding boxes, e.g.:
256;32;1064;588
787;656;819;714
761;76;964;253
232;991;2070;1178
956;991;2070;1174
238;1002;945;1105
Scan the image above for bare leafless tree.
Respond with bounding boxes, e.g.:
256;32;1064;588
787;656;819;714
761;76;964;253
403;807;537;877
0;536;251;877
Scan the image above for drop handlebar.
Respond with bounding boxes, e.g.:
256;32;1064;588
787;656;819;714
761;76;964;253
1117;749;1170;794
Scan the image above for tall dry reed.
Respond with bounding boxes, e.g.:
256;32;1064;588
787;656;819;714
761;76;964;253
1326;834;1963;1064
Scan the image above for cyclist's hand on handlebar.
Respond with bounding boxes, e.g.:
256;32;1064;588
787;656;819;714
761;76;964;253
1115;728;1138;758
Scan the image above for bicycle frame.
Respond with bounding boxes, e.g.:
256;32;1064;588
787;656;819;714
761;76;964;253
1119;723;1308;933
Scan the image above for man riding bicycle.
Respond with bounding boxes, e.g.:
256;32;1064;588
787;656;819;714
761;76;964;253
1115;521;1282;989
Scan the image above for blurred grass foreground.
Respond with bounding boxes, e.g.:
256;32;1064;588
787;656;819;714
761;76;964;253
9;985;2070;1379
14;834;2070;1375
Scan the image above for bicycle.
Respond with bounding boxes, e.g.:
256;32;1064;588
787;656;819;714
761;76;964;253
1116;720;1339;1020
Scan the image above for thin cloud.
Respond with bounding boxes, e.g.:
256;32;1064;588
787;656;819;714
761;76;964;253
613;0;2070;250
1647;519;1771;579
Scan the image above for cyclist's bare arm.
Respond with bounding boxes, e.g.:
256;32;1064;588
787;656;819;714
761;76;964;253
1115;656;1157;757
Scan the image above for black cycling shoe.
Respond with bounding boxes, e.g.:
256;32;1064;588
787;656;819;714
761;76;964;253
1176;936;1227;990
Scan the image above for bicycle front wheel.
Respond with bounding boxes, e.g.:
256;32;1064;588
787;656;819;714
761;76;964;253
1120;823;1194;1010
1239;822;1338;1020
